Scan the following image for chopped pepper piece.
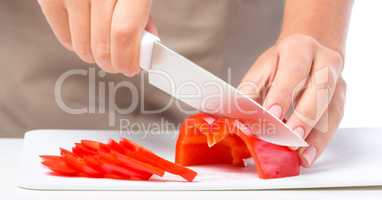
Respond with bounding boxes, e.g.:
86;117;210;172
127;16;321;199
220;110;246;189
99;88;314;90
175;113;300;179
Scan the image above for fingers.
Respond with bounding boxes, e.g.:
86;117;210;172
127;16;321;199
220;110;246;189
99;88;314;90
111;0;151;76
299;78;346;167
90;0;117;73
66;0;94;63
286;47;343;139
39;0;153;76
239;34;345;167
263;37;316;120
238;48;278;103
38;0;72;51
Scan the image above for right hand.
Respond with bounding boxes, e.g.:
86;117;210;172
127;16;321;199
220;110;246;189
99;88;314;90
37;0;157;76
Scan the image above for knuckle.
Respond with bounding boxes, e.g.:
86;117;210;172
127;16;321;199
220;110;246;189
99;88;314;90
277;40;291;53
331;51;343;65
281;34;318;48
283;58;312;71
298;35;318;50
302;40;319;54
312;66;337;91
319;49;344;75
327;51;344;68
278;34;318;53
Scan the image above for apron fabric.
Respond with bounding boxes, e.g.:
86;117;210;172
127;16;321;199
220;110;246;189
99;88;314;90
0;0;283;137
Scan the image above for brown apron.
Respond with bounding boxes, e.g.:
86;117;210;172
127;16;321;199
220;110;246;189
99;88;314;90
0;0;283;137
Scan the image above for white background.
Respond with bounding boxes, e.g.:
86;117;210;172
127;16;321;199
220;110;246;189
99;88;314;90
341;1;382;128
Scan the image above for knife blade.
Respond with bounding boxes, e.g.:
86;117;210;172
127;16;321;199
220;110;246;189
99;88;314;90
139;32;308;147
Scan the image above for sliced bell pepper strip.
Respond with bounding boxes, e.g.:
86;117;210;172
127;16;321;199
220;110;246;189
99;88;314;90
97;150;153;179
107;139;127;154
81;140;102;151
116;138;197;182
60;148;104;177
40;155;78;176
110;150;165;177
40;138;197;182
100;162;151;180
72;143;97;156
82;155;106;174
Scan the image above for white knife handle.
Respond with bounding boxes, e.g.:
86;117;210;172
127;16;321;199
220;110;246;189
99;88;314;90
139;31;160;71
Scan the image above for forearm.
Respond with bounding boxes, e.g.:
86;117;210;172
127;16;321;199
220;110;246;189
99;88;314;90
279;0;353;56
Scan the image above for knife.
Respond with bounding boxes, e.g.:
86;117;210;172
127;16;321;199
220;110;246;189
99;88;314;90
139;32;308;147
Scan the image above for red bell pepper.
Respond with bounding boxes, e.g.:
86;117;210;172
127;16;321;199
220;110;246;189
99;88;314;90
175;113;300;179
40;155;78;176
235;129;300;179
40;138;197;182
175;113;251;167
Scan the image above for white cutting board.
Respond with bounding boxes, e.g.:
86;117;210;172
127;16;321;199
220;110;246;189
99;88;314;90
18;128;382;190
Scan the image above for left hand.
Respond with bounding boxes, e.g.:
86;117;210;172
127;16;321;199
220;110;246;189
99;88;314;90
238;34;346;168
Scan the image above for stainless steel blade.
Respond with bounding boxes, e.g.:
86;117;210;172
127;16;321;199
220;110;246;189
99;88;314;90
147;42;308;147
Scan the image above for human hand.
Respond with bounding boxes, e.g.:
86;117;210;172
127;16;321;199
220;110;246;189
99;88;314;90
37;0;157;76
238;34;346;167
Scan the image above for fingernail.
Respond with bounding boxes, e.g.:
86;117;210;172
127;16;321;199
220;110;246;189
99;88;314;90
294;127;305;139
268;104;282;119
302;146;317;167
